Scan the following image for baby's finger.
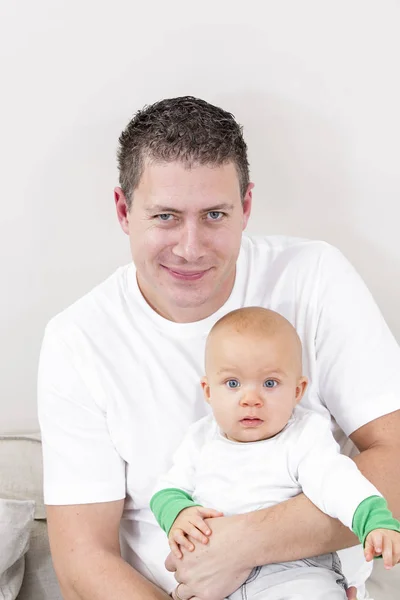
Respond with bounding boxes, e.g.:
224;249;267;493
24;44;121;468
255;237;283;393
190;516;212;537
383;536;394;569
197;507;224;519
168;537;182;559
186;521;209;544
371;531;383;555
394;539;400;565
172;529;194;552
364;538;375;562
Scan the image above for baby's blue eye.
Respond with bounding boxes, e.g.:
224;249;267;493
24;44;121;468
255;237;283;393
226;379;240;389
264;379;277;388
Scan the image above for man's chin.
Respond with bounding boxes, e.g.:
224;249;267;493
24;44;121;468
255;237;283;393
165;292;209;310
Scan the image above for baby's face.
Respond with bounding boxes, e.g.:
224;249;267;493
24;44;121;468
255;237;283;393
202;328;307;442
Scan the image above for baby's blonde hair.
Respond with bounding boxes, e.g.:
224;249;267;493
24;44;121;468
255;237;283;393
207;307;303;371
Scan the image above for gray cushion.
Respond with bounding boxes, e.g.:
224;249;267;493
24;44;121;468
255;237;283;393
0;435;44;519
0;435;61;600
0;499;35;600
17;520;62;600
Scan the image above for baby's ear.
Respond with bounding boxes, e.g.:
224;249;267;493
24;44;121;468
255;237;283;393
201;377;211;403
295;376;308;404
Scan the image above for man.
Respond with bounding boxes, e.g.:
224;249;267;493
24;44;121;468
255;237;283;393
38;96;400;600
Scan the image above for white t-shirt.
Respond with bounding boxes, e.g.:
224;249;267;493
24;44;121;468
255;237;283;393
155;407;381;533
38;235;400;596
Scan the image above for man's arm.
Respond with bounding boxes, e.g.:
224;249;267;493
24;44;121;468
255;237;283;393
47;500;170;600
39;326;170;598
165;410;400;599
351;409;400;514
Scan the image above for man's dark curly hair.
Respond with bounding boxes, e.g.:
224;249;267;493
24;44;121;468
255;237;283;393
117;96;250;208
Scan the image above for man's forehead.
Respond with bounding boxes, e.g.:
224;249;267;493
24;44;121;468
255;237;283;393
138;160;241;194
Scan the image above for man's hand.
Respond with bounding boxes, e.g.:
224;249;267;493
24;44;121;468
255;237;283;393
166;513;359;600
168;506;223;559
166;514;252;600
364;528;400;569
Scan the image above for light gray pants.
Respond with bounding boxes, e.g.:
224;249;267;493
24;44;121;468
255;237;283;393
227;553;347;600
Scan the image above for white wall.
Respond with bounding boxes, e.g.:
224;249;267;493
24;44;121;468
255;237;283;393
1;0;399;432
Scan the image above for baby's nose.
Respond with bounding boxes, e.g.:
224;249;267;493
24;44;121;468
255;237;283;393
240;390;263;407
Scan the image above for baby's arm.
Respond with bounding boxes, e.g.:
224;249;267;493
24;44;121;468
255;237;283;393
296;413;400;568
150;417;223;557
353;496;400;568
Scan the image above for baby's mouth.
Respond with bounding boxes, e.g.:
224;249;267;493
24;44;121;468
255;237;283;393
240;417;264;427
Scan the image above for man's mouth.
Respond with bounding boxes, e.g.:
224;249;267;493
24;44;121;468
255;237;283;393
161;266;211;281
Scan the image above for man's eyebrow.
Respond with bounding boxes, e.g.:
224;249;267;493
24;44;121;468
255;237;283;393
145;203;235;214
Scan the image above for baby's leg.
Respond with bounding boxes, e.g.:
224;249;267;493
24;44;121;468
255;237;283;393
227;553;347;600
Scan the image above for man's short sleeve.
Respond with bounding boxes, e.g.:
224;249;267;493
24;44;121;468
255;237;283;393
38;322;126;505
315;245;400;436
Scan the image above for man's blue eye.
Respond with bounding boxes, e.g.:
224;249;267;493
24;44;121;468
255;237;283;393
226;379;240;389
264;380;277;388
158;214;173;221
208;211;223;220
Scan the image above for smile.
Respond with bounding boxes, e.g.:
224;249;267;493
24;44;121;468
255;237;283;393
161;266;211;281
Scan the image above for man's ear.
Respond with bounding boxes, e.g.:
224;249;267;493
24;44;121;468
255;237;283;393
295;376;308;404
114;186;130;234
242;182;254;230
201;377;211;404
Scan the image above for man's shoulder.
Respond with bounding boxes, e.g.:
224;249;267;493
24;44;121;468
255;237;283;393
242;233;339;264
45;264;133;339
240;234;345;294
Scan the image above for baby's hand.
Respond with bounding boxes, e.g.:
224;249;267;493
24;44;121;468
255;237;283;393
364;528;400;569
168;506;223;558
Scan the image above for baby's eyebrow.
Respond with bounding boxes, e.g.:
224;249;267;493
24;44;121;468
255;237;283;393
263;369;286;376
215;368;287;377
216;367;238;375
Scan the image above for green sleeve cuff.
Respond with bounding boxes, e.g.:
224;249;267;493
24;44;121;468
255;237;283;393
352;495;400;552
150;488;201;535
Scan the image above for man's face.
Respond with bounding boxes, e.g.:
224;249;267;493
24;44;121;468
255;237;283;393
115;161;253;322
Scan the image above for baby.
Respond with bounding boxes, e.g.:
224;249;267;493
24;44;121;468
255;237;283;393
151;307;400;599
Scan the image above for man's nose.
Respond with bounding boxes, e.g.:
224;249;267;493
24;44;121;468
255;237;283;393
172;222;206;262
239;390;264;407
